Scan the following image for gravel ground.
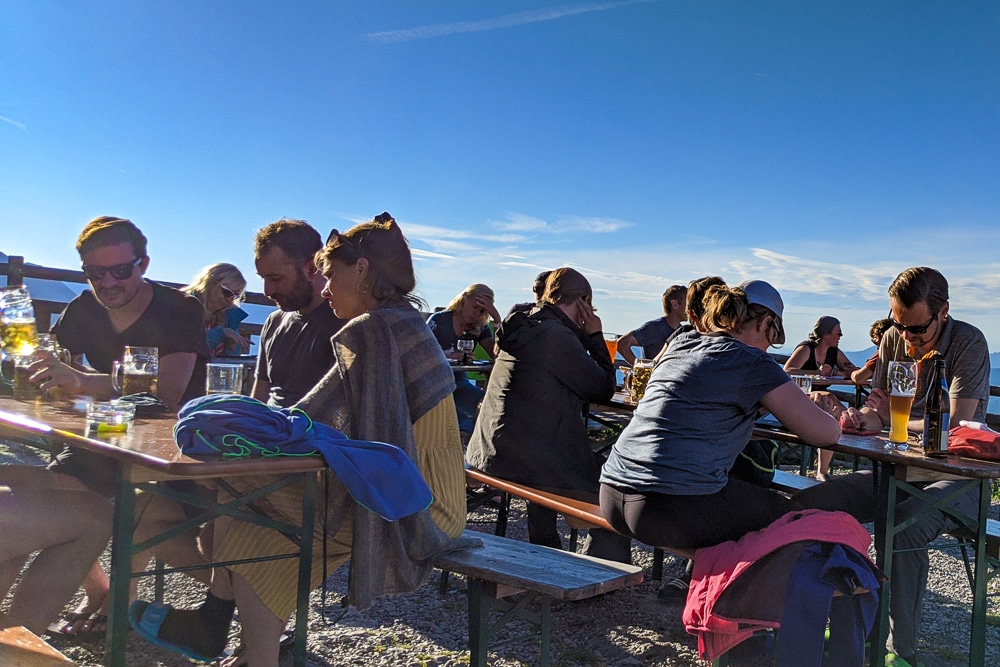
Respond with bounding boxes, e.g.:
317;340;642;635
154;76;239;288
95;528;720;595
5;495;999;667
4;434;1000;667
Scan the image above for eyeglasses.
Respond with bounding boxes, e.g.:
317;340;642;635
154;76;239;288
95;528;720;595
81;257;143;282
889;315;936;336
220;284;243;302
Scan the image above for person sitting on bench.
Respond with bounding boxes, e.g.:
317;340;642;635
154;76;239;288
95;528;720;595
466;267;632;563
599;280;841;552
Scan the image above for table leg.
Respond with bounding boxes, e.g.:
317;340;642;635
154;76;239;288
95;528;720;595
870;460;895;667
292;472;317;667
106;463;136;667
968;478;990;667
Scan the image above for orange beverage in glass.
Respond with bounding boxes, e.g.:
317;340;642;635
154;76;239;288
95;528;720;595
603;334;618;362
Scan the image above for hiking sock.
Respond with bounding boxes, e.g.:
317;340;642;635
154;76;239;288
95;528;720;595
154;592;236;658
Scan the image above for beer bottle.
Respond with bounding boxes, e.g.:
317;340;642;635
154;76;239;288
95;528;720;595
923;352;950;457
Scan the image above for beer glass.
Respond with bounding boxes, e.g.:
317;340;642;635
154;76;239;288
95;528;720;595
603;333;618;363
0;285;38;356
887;360;917;449
112;346;159;396
206;363;244;394
624;358;655;403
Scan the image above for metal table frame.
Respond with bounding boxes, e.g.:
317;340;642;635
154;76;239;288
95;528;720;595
0;401;323;667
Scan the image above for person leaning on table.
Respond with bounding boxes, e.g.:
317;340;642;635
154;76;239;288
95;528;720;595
794;266;990;667
599;280;841;551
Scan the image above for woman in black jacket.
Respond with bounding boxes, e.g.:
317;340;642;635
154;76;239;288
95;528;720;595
466;267;631;562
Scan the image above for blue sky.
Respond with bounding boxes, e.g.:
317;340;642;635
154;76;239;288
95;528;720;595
2;1;999;353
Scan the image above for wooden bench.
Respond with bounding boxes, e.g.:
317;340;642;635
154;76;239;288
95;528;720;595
0;626;76;666
464;467;697;586
434;529;643;667
771;468;820;494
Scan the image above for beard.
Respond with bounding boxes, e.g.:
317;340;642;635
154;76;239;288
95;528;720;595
271;275;315;312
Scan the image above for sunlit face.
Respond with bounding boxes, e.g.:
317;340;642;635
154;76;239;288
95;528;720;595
206;281;242;314
459;296;488;326
889;298;947;357
824;325;844;345
255;246;315;312
320;258;367;320
81;242;148;310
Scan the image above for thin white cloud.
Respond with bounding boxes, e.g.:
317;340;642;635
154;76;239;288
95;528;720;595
490;213;631;234
0;116;27;132
492;214;548;232
556;216;631;233
367;0;655;43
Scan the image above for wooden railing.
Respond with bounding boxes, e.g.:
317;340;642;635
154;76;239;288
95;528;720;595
1;256;270;339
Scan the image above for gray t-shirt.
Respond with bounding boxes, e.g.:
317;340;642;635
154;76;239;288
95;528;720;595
874;316;990;422
631;316;676;360
255;304;346;408
601;330;790;495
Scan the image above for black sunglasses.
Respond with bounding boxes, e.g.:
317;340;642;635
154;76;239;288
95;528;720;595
81;257;143;282
325;213;393;245
889;314;936;336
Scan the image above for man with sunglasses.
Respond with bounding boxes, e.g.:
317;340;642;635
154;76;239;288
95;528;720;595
252;218;345;407
40;216;209;408
795;266;990;667
29;215;212;636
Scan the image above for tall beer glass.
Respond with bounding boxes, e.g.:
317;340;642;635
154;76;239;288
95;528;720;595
0;286;38;356
887;360;917;449
604;333;618;363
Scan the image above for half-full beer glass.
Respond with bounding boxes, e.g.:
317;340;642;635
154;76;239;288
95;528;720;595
624;358;655;403
887;360;917;449
113;346;159;396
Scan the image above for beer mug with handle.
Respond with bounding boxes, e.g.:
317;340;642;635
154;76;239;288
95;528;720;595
112;346;159;396
0;285;38;357
623;358;655;403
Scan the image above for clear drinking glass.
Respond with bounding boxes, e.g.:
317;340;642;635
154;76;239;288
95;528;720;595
886;360;917;451
206;363;244;394
456;338;476;364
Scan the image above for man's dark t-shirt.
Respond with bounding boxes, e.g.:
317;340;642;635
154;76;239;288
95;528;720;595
255;304;346;408
53;281;209;404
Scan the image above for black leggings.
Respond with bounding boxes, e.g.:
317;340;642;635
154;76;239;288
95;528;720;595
599;479;798;550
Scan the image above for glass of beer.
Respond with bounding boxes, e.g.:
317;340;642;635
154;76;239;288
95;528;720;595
624;358;655;403
0;286;38;356
113;346;159;396
604;333;619;363
206;363;244;395
887;360;917;449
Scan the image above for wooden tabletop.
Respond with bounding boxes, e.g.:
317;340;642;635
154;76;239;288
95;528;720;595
753;422;1000;479
0;396;326;481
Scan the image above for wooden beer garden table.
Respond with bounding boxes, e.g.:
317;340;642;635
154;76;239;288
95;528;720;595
752;420;1000;667
0;395;326;667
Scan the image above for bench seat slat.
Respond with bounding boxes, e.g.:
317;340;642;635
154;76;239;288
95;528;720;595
434;530;643;601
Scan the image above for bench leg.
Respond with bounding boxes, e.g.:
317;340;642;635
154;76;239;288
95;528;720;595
467;579;492;667
539;596;551;667
464;578;554;667
652;548;664;581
